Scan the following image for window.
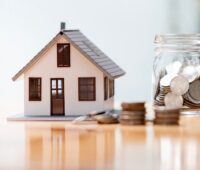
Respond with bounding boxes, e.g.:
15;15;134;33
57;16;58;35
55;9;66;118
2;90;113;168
109;79;114;98
29;78;41;101
79;77;96;101
57;43;70;67
104;77;108;100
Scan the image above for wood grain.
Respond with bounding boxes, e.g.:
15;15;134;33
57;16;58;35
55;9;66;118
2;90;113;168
0;115;200;169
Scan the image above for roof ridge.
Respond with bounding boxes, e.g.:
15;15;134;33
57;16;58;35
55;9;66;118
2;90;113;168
63;29;79;32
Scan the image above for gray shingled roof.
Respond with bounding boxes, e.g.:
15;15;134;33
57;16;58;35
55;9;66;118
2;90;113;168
63;30;125;78
12;30;125;81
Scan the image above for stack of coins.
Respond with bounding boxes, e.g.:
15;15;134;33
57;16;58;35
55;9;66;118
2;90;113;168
154;73;176;106
154;107;180;125
154;85;171;106
119;102;146;125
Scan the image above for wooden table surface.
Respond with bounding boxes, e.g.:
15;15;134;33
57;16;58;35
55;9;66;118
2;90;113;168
0;115;200;170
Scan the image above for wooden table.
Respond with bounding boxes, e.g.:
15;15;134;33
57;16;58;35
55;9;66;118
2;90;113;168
0;115;200;170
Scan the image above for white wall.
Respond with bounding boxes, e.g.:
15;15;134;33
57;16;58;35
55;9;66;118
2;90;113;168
24;35;113;116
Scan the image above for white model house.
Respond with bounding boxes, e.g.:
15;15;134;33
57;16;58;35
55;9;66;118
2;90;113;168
12;23;125;116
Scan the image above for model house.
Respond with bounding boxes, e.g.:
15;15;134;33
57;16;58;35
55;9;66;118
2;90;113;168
12;23;125;116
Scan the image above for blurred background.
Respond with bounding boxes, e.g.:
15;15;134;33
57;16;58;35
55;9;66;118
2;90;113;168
1;0;200;115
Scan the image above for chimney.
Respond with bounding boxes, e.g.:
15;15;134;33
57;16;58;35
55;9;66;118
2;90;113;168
60;22;66;31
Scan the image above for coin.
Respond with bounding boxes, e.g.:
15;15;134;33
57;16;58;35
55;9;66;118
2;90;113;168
154;106;180;125
121;102;145;111
170;75;189;95
160;86;171;94
160;74;177;87
94;114;119;124
183;100;200;108
154;100;163;106
154;85;171;106
120;111;145;116
120;114;145;120
154;119;179;125
166;61;182;74
119;108;146;125
184;92;200;104
119;119;145;125
154;106;180;113
156;113;179;119
180;65;199;83
164;92;183;108
182;79;200;108
188;79;200;101
195;65;200;77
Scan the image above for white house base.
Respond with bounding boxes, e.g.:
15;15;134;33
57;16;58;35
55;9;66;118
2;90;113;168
7;114;95;121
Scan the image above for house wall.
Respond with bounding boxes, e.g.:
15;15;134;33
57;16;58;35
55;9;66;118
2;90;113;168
24;36;113;116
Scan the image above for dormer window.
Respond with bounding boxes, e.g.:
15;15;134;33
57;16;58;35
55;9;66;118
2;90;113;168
57;43;70;67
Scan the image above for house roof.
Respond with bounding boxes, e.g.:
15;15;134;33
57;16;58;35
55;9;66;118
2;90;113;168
12;30;125;81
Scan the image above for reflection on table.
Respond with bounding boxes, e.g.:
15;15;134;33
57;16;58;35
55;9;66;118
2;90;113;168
0;115;200;169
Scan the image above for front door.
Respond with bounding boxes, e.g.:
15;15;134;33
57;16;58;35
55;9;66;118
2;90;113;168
51;78;65;116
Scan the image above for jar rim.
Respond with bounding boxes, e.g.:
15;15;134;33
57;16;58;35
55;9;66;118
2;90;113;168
155;34;200;44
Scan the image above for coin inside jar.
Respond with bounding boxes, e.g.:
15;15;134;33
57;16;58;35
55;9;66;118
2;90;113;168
195;65;200;77
160;74;177;87
180;65;199;83
165;61;182;74
164;92;183;108
188;79;200;101
170;75;189;95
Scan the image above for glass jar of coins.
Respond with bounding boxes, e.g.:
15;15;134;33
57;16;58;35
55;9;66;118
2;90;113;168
153;34;200;108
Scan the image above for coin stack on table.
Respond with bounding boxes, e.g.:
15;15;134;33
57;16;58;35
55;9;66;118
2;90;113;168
119;102;146;125
154;107;180;125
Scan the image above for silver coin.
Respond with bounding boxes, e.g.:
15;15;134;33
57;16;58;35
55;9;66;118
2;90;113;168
183;98;200;107
160;86;171;92
160;85;170;88
155;98;164;105
183;93;190;101
188;79;200;101
184;92;200;104
160;86;170;90
160;74;177;87
170;76;189;95
180;65;199;83
164;92;183;108
166;61;182;74
195;65;200;77
155;85;172;106
183;93;199;105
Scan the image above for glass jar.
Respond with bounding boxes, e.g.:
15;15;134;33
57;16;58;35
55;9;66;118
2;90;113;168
153;34;200;108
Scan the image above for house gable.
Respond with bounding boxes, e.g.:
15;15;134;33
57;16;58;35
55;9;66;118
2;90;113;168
12;33;62;81
12;30;125;81
23;36;104;77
